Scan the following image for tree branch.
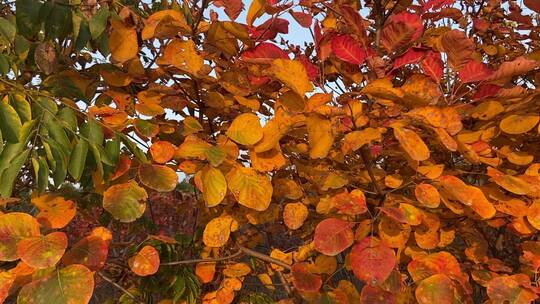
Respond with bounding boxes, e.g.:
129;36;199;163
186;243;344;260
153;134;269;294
161;250;243;265
97;272;141;304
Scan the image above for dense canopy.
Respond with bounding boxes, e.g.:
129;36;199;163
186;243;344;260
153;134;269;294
2;0;540;303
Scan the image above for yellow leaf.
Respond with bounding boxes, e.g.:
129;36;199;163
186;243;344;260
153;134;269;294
307;114;334;159
361;78;404;101
109;19;138;63
223;263;251;277
203;215;235;247
246;0;265;26
500;114;539;134
227;167;272;211
226;113;263;145
283;202;309;230
393;126;430;161
199;166;227;207
271;59;313;96
341;128;384;155
159;39;204;75
142;10;189;40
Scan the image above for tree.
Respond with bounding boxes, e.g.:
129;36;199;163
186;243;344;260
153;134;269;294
1;0;540;302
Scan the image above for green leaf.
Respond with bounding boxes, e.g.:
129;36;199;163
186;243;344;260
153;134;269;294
68;139;88;181
43;114;70;153
36;156;49;194
9;94;32;123
75;19;91;52
89;7;109;39
0;54;9;76
120;134;148;163
0;149;30;198
0;101;22;142
87;118;104;145
58;108;78;132
43;2;72;40
16;0;43;38
49;139;68;187
0;17;16;43
105;135;121;165
14;35;30;60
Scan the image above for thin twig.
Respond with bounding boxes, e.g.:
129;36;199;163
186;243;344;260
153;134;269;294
97;272;141;304
161;250;243;265
238;246;292;270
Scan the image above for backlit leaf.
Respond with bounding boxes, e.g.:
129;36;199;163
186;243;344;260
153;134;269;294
103;181;148;223
271;59;313;96
314;218;354;256
138;164;179;192
0;212;40;261
109;19;138;63
227;166;272;211
200;166;227;207
32;194;76;229
17;264;94;304
129;245;160;276
350;237;396;285
16;231;67;269
226;113;263;146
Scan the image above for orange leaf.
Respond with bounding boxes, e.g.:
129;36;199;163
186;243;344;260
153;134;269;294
415;274;455;304
16;232;67;269
109;19;138;63
291;263;322;292
62;227;112;271
350;237;396;285
129;245;160;276
150;141;176;164
17;264;94;304
313;218;354;256
0;213;40;261
32;194;76;229
283;202;309;230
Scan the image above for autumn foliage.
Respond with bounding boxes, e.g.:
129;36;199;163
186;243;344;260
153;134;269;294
2;0;540;303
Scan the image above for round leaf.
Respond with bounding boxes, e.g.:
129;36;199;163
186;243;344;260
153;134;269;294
226;113;263;146
129;245;160;276
0;212;41;261
138;164;179;192
314;218;354;256
103;181;148;223
350;237;396;285
227;167;272;211
17;264;94;304
16;231;67;269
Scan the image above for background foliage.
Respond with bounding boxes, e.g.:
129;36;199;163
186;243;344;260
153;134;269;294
1;0;540;303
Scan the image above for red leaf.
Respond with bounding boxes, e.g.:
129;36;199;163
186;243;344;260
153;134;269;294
215;0;244;20
350;237;396;285
380;13;423;52
241;43;289;64
391;13;423;40
473;84;501;100
291;263;322;292
331;35;367;65
313;218;354;256
524;0;540;14
486;56;538;81
458;60;493;83
289;11;312;28
361;285;396;304
297;54;319;81
250;18;289;40
421;51;444;81
441;30;474;70
392;48;426;70
423;0;455;11
340;5;368;44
